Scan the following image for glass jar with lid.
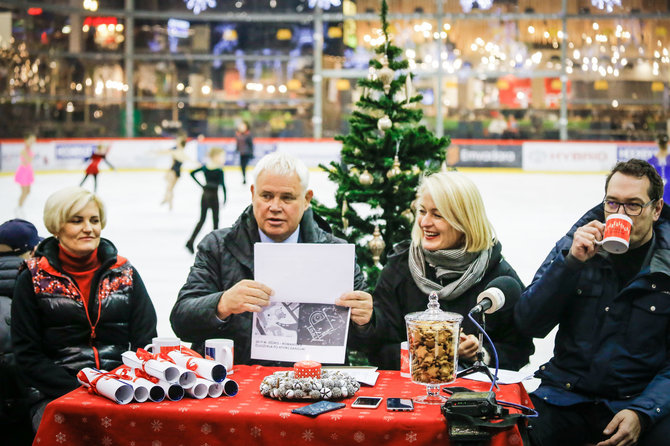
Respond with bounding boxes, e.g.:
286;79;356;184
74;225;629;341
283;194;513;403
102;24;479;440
404;291;463;404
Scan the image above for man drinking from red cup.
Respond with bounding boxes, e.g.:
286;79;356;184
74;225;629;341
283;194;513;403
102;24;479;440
516;159;670;446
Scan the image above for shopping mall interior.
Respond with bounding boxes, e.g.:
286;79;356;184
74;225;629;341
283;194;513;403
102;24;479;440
1;0;669;141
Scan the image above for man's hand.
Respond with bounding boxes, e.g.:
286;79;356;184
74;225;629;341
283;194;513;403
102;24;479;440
336;291;373;326
570;220;606;262
216;279;273;319
596;409;642;446
458;332;479;361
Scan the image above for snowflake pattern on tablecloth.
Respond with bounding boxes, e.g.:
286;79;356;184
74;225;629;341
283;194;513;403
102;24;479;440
250;426;261;438
55;432;66;444
201;423;212;434
229;427;236;433
354;431;365;443
330;433;338;440
54;413;64;424
130;442;136;446
280;431;287;437
151;419;163;432
406;431;417;443
384;434;390;440
179;407;189;412
229;410;239;415
178;424;186;431
101;416;112;428
383;415;393;422
102;436;112;446
279;412;291;419
151;440;162;446
81;417;87;423
302;430;314;441
130;421;136;427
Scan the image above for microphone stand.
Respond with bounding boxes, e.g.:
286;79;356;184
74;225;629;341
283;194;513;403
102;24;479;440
456;313;499;389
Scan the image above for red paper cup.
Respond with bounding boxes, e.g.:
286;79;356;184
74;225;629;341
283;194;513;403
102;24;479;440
400;341;410;378
600;213;633;254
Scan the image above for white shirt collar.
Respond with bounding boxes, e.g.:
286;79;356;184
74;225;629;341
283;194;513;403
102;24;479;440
258;225;300;243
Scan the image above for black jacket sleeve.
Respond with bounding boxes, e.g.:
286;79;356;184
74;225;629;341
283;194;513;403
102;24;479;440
11;270;79;398
128;267;158;350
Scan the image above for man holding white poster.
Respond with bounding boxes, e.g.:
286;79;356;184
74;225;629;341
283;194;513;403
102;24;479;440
170;152;370;366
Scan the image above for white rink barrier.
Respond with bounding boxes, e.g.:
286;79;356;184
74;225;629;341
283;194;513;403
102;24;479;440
0;138;657;174
0;138;342;173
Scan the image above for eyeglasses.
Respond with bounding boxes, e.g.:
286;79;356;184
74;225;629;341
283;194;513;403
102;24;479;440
602;199;656;216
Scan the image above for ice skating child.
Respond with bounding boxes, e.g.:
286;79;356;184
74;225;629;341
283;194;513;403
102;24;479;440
14;133;36;217
185;147;227;254
80;144;114;192
161;132;189;210
235;121;254;184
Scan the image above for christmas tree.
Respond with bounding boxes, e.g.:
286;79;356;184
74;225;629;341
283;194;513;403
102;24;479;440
313;0;450;287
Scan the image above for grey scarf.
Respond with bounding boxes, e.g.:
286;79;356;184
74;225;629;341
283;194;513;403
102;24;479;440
408;242;491;300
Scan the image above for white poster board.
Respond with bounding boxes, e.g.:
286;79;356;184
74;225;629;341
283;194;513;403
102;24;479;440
251;243;354;364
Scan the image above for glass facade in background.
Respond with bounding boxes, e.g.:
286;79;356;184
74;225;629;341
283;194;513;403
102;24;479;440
0;0;669;140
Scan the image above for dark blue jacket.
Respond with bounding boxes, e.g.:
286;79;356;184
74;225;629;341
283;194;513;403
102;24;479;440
515;204;670;426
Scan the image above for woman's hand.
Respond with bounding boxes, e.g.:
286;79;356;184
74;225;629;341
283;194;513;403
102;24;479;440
458;332;479;361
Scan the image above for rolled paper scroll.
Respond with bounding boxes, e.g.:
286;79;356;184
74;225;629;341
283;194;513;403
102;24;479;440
122;350;179;384
115;366;165;402
167;350;227;383
77;368;134;405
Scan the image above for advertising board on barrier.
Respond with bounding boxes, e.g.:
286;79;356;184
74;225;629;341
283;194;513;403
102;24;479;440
446;144;522;168
617;144;656;162
522;142;617;171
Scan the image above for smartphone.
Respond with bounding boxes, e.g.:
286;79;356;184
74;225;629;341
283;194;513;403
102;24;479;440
291;401;346;417
351;396;383;409
442;386;474;395
386;398;414;412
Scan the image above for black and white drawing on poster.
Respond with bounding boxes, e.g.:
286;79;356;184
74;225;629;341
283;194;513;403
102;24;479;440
251;243;355;364
297;304;348;346
253;302;300;341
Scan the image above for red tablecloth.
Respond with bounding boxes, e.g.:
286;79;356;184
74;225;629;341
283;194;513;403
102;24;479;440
34;365;531;446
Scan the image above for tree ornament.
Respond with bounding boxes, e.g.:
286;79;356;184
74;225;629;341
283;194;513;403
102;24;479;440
386;155;402;179
378;63;394;95
377;115;393;132
359;169;374;186
412;165;422;175
401;208;414;224
349;167;360;177
405;73;413;106
342;200;349;230
353;148;362;157
368;225;386;265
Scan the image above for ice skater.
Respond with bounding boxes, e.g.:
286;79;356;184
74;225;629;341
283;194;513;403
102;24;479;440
14;133;36;217
648;133;670;200
80;144;114;191
185;147;227;254
235;121;254;184
161;132;189;210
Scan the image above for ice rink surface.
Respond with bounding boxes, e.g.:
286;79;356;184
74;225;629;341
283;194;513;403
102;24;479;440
0;167;608;377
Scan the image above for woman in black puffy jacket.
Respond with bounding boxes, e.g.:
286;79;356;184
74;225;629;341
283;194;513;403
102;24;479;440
11;186;157;432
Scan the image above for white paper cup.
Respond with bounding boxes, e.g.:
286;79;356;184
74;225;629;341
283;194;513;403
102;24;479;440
205;339;234;375
400;341;410;378
144;337;181;355
599;213;633;254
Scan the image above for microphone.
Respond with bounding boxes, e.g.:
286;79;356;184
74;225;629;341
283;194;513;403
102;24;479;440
469;276;521;315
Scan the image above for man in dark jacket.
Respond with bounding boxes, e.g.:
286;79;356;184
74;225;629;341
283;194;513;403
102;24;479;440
0;219;42;445
170;152;370;365
516;159;670;446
